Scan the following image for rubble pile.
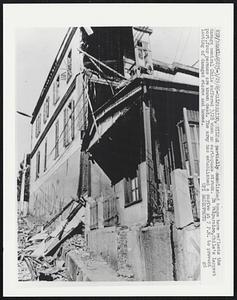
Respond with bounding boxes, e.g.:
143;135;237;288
18;197;136;281
18;216;41;281
17;198;86;281
62;234;88;258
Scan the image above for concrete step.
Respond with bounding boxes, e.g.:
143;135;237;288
65;250;121;281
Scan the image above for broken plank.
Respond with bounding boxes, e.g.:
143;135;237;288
43;198;75;230
29;231;48;242
24;257;37;281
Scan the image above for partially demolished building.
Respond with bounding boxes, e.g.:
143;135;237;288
28;27;200;281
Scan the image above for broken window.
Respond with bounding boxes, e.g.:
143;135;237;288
36;151;40;179
67;49;72;83
55;120;59;159
124;166;141;207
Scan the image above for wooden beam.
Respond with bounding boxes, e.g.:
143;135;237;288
142;88;154;224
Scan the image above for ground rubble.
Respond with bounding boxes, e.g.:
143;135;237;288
18;200;135;281
17;199;86;281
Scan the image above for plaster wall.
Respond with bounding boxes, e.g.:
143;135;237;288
115;161;148;227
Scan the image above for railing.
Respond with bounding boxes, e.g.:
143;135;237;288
103;196;118;227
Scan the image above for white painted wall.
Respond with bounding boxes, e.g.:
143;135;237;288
115;161;148;227
29;28;86;218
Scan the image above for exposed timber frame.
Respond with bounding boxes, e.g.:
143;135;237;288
142;83;163;225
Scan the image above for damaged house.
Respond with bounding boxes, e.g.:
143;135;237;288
28;26;200;281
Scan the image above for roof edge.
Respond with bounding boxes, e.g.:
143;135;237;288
31;27;77;124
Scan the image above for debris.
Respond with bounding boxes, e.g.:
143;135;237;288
24;257;37;280
30;240;47;258
17;197;86;281
42;198;75;231
29;231;48;242
56;259;65;269
38;272;54;281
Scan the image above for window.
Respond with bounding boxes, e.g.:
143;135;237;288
70;100;75;141
53;75;60;105
63;108;69;147
44;139;47;171
36;151;40;179
63;100;75;147
55;120;59;159
124;167;141;207
67;50;72;83
43;97;50;124
35;113;41;138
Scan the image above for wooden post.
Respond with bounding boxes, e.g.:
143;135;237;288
142;86;154;224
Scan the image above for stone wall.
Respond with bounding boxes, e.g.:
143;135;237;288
86;227;119;270
173;223;200;280
87;224;174;281
140;225;174;280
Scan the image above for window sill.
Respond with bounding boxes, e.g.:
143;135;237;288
124;198;142;208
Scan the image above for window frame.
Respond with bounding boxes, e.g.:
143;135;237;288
43;96;50;124
71;100;75;141
55;120;59;159
35;113;41;138
36;151;40;180
44;138;47;172
63;107;69;147
66;49;72;83
53;75;60;105
124;166;142;208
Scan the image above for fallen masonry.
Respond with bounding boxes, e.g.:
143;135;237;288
18;198;134;281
